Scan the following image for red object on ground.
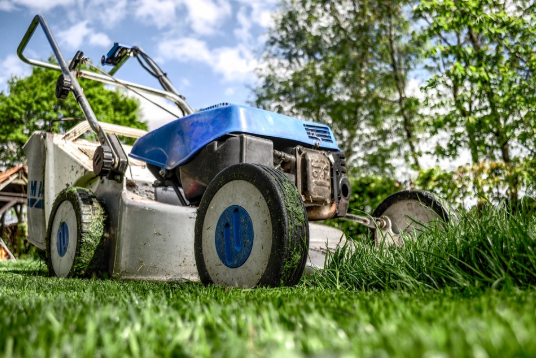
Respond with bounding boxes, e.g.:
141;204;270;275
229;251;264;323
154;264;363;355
0;247;7;261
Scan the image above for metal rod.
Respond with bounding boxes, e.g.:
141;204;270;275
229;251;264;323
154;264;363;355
342;214;385;229
83;61;186;119
135;47;181;96
165;180;189;207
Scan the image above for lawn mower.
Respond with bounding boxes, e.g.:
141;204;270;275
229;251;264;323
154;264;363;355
18;15;452;287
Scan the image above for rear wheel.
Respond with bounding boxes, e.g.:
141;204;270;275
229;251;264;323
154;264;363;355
47;187;106;277
195;163;309;288
371;190;452;245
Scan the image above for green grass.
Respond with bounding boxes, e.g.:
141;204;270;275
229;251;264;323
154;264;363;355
1;260;536;357
1;206;536;357
312;205;536;291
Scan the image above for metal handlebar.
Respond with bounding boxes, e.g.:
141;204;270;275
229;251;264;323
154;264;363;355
17;15;115;159
17;16;193;117
134;46;182;98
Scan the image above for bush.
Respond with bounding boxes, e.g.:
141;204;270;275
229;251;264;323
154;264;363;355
415;160;536;208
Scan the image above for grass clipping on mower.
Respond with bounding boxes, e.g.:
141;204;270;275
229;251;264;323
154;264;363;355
270;169;308;286
48;187;107;277
75;198;106;277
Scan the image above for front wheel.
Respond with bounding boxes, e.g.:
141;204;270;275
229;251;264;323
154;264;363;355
47;187;106;277
194;163;309;288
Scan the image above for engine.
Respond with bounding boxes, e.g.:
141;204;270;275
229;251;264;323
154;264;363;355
168;134;351;220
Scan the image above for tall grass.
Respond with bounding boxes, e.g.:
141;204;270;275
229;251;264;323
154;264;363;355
310;205;536;291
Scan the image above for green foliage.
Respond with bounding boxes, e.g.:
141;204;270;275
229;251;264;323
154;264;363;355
1;260;536;357
415;158;536;207
0;60;147;166
255;0;424;174
415;166;474;207
415;0;536;199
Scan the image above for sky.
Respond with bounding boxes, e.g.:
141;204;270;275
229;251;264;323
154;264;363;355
0;0;278;130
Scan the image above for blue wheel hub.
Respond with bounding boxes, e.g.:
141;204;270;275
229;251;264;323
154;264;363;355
57;222;69;257
215;205;254;268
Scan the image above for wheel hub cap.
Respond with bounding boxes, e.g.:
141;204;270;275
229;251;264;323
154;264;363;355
215;205;254;268
56;221;69;257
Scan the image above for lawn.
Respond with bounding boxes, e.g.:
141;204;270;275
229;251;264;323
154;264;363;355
1;206;536;358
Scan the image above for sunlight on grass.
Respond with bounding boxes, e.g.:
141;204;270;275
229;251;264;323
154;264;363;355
1;205;536;357
312;204;536;291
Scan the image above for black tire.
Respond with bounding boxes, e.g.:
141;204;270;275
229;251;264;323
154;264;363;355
46;187;107;277
195;163;309;288
370;190;451;238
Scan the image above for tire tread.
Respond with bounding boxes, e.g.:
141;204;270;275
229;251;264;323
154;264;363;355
47;187;106;277
195;163;309;287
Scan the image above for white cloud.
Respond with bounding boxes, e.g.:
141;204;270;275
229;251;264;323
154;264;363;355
1;0;276;37
234;6;252;43
0;54;32;91
181;78;190;87
84;0;128;28
0;0;16;11
406;78;424;99
235;0;278;28
179;0;231;35
135;93;182;130
1;0;74;11
134;0;231;35
212;46;257;82
89;33;112;48
134;0;177;29
56;21;111;50
158;38;257;83
0;0;127;29
57;22;91;49
255;8;275;29
224;87;235;96
157;37;212;62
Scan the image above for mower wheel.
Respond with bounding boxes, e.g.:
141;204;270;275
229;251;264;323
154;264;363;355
195;163;309;288
371;190;452;246
47;187;106;277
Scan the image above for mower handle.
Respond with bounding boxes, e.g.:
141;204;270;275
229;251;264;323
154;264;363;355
17;15;193;117
17;15;116;157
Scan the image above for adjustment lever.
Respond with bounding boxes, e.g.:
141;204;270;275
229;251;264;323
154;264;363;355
68;50;84;71
56;50;84;100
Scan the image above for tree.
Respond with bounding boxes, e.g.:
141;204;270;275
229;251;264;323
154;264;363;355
415;0;536;201
0;60;146;167
254;0;423;176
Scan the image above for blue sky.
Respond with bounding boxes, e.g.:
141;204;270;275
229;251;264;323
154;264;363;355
0;0;278;129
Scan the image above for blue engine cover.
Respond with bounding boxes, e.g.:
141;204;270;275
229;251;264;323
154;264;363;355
129;104;340;170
